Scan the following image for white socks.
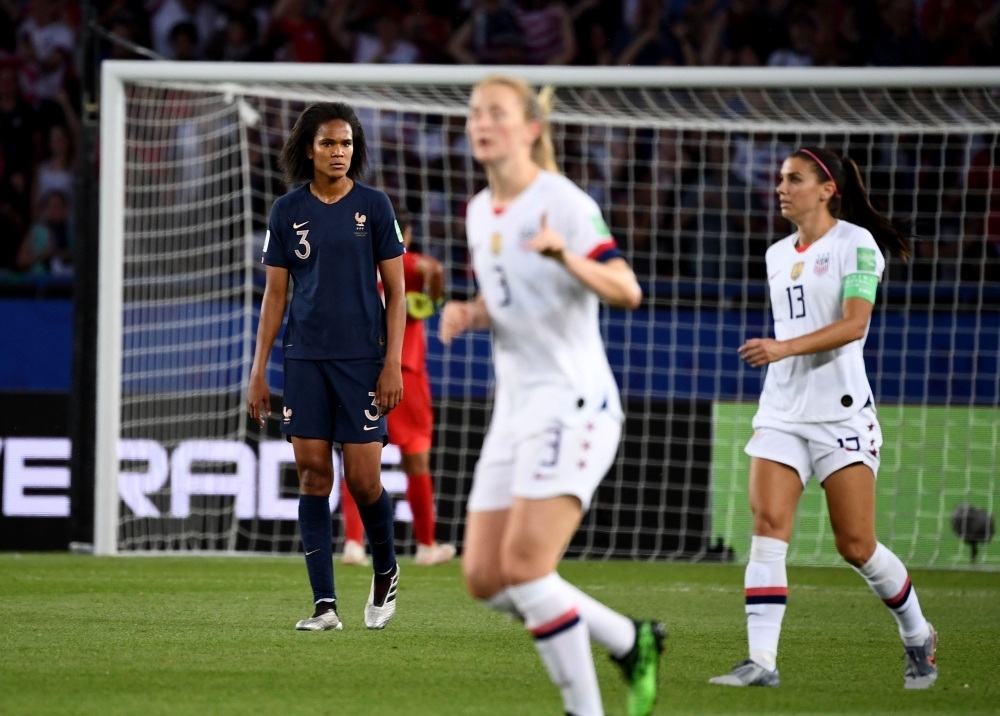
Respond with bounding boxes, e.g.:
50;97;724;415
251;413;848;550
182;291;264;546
508;574;604;716
745;535;788;672
853;542;930;647
480;579;636;659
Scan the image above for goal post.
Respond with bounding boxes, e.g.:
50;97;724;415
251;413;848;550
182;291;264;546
95;61;1000;564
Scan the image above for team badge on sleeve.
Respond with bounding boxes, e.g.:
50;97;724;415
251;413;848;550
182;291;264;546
857;247;877;272
791;262;804;280
814;253;830;275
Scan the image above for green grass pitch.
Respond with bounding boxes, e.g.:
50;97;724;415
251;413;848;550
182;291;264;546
1;555;998;715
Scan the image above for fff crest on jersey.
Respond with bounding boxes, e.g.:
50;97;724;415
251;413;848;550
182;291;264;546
491;232;502;255
790;262;804;280
814;253;830;275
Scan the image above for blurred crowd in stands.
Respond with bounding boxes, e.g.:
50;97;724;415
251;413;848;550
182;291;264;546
1;0;999;283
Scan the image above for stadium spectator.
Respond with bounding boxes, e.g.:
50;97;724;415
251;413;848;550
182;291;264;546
864;0;924;67
99;11;148;62
169;21;199;61
767;8;816;66
511;0;577;65
717;0;782;66
921;0;998;66
327;3;420;64
447;0;527;64
401;0;453;64
17;189;72;276
269;0;328;62
0;61;35;260
208;10;262;62
16;0;74;101
610;0;672;65
668;0;728;66
150;0;218;59
35;121;75;221
571;1;616;65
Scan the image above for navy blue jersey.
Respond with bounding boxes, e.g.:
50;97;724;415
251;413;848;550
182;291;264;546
262;182;405;360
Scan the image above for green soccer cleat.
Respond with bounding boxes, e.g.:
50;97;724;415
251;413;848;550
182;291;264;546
612;620;666;716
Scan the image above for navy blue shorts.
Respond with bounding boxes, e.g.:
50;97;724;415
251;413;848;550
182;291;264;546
281;358;387;445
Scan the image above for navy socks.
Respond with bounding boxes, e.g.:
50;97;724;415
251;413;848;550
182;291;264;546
298;495;335;603
356;488;397;575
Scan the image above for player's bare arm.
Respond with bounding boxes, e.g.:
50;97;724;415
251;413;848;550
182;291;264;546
524;214;642;310
415;254;445;302
439;294;490;345
739;297;874;368
247;265;289;427
378;254;406;414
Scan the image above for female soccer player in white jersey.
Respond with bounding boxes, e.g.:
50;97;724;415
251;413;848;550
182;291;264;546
247;102;406;632
440;76;663;716
709;148;937;689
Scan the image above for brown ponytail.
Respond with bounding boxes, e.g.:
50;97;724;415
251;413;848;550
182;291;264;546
793;147;911;261
473;75;559;173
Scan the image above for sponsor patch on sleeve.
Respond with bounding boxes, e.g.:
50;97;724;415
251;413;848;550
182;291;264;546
843;272;878;303
857;247;877;272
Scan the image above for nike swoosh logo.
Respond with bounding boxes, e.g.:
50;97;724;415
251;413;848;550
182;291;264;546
769;272;779;280
363;425;378;431
305;549;320;556
293;221;309;229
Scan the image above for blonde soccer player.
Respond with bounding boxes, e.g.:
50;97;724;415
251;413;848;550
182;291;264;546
440;76;664;716
709;147;936;689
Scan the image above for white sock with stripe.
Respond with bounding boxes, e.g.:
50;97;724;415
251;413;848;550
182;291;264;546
853;542;930;647
481;581;636;659
509;574;604;716
745;535;788;672
560;578;636;660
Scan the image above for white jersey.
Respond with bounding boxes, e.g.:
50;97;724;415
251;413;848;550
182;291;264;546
755;220;885;424
466;170;623;436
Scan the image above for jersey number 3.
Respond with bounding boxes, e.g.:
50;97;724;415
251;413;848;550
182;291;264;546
295;229;311;260
786;285;805;319
494;266;511;307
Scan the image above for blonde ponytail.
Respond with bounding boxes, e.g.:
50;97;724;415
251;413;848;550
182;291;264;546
473;75;559;173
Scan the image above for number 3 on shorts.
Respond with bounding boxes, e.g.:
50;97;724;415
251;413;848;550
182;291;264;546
365;392;379;421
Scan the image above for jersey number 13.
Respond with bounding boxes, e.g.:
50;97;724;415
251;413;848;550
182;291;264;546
786;285;806;319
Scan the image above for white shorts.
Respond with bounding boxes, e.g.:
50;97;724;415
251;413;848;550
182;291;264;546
467;407;622;512
745;406;882;486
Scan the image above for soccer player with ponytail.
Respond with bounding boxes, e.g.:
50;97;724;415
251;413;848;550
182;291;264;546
710;148;936;689
441;76;663;716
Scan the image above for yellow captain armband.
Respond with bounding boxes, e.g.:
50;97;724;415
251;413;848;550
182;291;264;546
843;273;878;303
406;291;440;320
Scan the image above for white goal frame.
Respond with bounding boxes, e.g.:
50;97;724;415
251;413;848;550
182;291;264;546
95;62;1000;556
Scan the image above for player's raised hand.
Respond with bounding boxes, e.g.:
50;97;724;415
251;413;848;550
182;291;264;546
439;300;471;345
376;363;403;415
524;213;567;262
247;373;271;428
739;337;790;368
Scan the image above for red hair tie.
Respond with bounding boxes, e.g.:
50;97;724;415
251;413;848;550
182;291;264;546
799;149;840;198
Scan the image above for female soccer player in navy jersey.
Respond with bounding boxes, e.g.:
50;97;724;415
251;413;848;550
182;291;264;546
247;102;406;631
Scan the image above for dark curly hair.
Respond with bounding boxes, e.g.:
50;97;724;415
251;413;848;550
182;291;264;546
278;102;369;185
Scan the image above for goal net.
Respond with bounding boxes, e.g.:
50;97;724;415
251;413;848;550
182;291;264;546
96;63;1000;567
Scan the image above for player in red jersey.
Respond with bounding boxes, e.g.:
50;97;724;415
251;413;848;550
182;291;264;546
340;206;457;566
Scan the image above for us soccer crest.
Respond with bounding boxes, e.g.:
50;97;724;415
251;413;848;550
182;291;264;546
491;232;502;255
790;262;804;280
814;253;830;275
